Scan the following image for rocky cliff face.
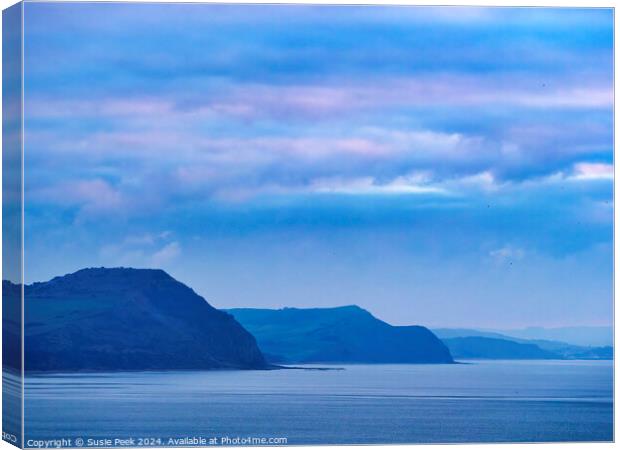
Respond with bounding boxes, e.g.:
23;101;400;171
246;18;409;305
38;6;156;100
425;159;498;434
23;268;267;371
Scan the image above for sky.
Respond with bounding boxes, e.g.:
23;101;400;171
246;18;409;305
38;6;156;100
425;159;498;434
21;4;613;328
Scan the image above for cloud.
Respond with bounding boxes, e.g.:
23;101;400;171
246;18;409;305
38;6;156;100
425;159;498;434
309;174;446;196
24;4;612;93
21;3;612;215
489;245;525;264
26;75;612;125
24;119;612;214
23;68;612;209
20;3;612;235
571;162;614;181
99;232;180;268
30;179;125;220
150;241;181;266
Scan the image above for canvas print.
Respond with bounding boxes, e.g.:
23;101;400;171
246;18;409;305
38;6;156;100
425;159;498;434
2;2;614;447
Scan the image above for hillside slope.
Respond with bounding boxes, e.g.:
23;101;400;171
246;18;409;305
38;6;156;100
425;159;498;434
227;306;453;364
22;268;267;371
434;328;612;360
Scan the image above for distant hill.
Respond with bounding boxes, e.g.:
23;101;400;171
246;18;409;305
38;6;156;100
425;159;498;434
226;306;453;364
433;328;513;340
434;328;612;360
511;338;613;360
442;336;557;359
20;268;267;371
489;326;613;347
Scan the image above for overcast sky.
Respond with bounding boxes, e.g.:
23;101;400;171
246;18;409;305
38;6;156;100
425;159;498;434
22;4;612;328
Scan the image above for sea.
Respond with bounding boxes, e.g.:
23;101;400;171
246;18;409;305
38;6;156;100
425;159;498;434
6;360;614;446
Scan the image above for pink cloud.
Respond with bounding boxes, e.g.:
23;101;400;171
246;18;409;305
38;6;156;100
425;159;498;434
31;179;124;216
26;73;612;126
572;162;614;181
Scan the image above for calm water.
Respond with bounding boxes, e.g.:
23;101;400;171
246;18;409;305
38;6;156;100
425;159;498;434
16;360;613;445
